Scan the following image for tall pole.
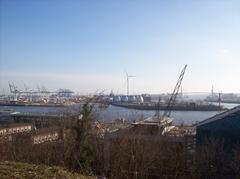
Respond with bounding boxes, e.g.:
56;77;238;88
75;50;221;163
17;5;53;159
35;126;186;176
211;85;214;99
126;72;135;96
127;75;129;96
218;92;221;108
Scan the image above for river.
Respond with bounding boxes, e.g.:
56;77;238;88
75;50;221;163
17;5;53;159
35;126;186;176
0;103;239;126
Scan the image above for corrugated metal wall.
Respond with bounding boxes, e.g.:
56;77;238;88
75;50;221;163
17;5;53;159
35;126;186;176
196;111;240;148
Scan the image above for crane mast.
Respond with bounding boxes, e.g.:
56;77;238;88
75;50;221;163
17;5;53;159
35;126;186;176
161;64;187;119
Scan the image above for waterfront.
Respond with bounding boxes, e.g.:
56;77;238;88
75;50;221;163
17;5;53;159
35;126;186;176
0;103;239;125
96;105;219;125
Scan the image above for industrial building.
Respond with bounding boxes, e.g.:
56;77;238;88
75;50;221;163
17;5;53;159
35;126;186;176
112;95;144;103
10;112;65;129
196;105;240;148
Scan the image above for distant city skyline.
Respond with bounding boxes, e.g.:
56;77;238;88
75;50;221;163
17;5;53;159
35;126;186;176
1;0;240;94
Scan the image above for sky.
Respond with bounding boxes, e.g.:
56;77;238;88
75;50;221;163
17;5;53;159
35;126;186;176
0;0;240;94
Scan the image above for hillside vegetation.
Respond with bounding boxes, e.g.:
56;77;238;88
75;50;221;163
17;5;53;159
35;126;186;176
0;161;94;179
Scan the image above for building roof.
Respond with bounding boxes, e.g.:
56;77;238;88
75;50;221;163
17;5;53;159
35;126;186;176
0;123;32;129
10;112;63;118
196;105;240;127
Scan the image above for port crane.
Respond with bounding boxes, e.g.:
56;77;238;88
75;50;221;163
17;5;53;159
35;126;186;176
127;65;187;136
8;82;56;102
8;82;21;101
160;64;188;121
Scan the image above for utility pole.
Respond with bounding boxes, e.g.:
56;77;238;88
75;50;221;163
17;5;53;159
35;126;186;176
218;92;222;108
211;85;214;100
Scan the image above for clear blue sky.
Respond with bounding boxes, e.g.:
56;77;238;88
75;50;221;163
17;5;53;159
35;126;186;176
0;0;240;94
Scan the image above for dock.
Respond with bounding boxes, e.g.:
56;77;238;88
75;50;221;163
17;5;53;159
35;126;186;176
10;112;65;128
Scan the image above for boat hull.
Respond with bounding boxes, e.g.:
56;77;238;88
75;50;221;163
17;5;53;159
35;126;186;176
111;102;225;111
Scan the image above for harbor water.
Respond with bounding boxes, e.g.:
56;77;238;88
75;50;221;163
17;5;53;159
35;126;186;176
0;103;239;126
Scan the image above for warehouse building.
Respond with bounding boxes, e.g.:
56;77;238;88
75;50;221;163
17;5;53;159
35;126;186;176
196;105;240;148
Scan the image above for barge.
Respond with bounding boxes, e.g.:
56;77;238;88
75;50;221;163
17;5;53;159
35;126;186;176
111;102;226;111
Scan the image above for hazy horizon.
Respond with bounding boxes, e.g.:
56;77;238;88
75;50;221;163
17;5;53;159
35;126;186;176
1;1;240;94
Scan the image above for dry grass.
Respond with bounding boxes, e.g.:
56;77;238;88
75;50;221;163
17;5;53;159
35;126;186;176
0;161;94;179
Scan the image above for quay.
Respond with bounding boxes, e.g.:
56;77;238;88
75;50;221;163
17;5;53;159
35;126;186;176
111;102;226;111
10;112;65;128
